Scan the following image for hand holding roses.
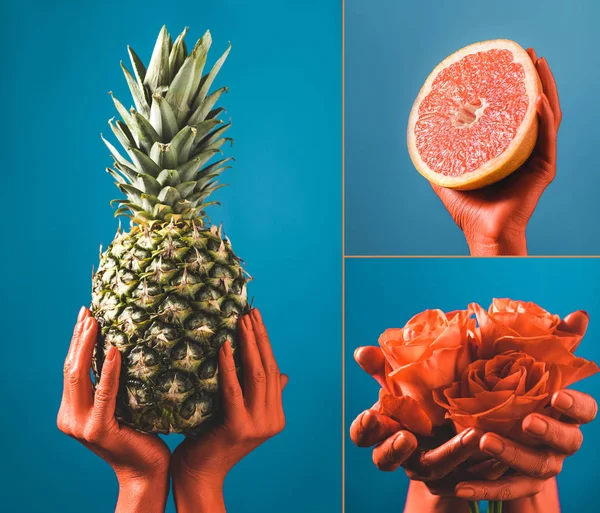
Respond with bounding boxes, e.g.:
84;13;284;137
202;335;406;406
351;299;599;509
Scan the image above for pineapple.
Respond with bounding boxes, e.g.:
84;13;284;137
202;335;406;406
91;26;250;435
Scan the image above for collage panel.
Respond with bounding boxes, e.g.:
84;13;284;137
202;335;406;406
345;257;600;513
345;0;600;256
2;1;341;512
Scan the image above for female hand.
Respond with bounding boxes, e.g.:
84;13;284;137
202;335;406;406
351;334;596;504
350;346;485;503
454;310;597;502
452;389;597;503
171;309;288;513
57;307;170;513
431;48;561;256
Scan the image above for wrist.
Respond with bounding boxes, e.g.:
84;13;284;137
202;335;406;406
466;230;528;256
115;464;170;487
172;462;226;513
404;481;470;513
116;472;169;513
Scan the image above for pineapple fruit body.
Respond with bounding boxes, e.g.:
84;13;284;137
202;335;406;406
92;221;249;434
90;26;249;434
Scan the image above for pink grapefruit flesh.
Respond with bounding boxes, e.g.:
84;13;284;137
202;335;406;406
407;40;542;190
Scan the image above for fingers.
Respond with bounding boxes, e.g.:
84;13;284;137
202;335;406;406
551;389;598;424
92;345;121;429
77;306;91;323
526;48;538;63
534;93;557;167
455;476;546;501
280;374;289;390
354;346;388;389
480;433;563;479
238;314;267;413
218;341;245;422
406;428;482;481
372;430;418;472
249;309;282;412
349;409;403;448
535;57;562;130
523;413;584;455
63;314;97;410
466;459;509;481
557;310;590;337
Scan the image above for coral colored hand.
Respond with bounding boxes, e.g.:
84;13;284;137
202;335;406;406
431;48;561;256
455;311;597;504
171;309;288;513
57;307;170;513
350;347;484;512
352;313;597;511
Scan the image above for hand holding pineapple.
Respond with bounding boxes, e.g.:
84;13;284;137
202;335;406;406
58;307;171;513
58;307;287;513
170;309;288;512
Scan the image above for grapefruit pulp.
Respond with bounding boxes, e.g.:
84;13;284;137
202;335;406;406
407;40;542;190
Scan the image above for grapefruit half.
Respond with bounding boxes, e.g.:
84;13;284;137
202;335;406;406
407;40;542;190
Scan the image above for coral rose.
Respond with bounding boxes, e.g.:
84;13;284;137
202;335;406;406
471;300;597;386
434;351;563;436
434;301;599;436
378;309;474;434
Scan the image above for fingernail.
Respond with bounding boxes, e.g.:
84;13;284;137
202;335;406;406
392;432;407;452
77;306;87;322
106;344;117;361
84;317;95;330
245;314;254;331
553;391;574;411
460;428;478;446
222;340;232;357
482;435;504;456
455;486;475;499
361;411;377;429
252;309;262;324
524;415;548;436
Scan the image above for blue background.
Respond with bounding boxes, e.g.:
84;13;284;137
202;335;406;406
0;1;341;512
345;0;600;255
345;258;600;512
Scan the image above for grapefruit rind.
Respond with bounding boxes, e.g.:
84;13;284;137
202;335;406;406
407;39;542;191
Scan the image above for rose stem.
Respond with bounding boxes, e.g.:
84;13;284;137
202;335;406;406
488;501;502;513
469;501;480;513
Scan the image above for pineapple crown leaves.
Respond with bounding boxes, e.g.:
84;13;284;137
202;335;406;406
102;25;233;223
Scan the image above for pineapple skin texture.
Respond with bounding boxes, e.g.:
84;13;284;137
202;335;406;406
91;220;249;434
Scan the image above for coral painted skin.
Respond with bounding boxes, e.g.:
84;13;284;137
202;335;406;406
58;307;171;513
349;308;597;512
171;309;288;513
58;307;287;513
429;48;561;256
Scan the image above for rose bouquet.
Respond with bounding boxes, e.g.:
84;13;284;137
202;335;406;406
375;299;599;513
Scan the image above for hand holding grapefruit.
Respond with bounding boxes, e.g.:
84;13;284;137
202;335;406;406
407;40;543;190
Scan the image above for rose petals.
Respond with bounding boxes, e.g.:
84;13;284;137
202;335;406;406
378;389;433;436
373;299;598;440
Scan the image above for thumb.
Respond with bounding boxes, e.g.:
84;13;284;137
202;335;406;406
93;345;121;426
558;311;590;337
354;346;388;390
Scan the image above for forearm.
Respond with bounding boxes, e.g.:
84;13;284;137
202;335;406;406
503;478;560;513
404;481;470;513
116;474;169;513
172;469;226;513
